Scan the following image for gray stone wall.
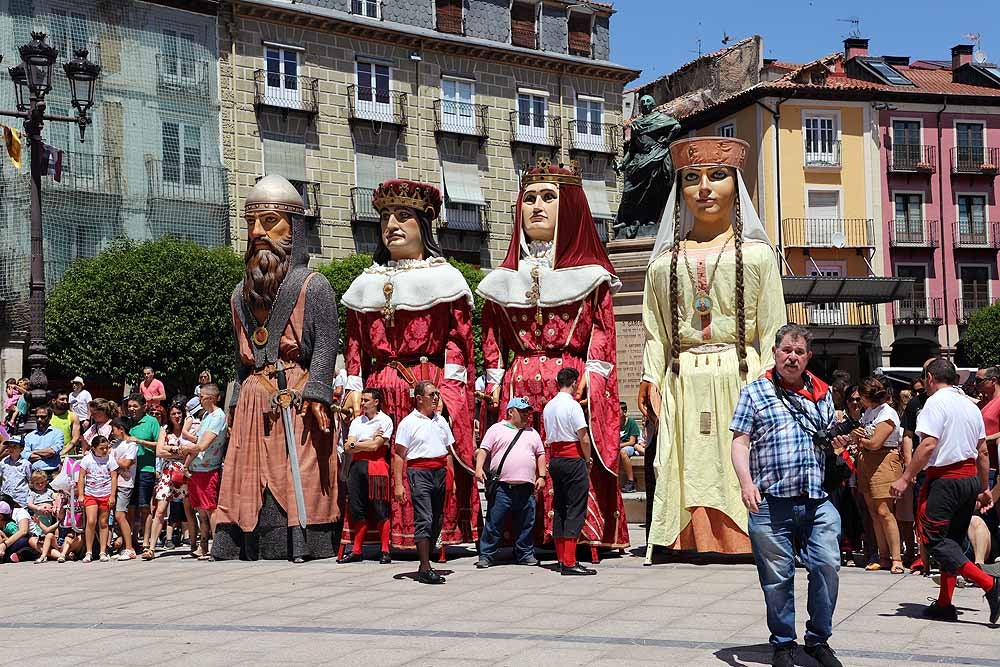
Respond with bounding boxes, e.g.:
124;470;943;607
465;0;509;43
382;0;435;30
593;14;610;61
539;4;567;54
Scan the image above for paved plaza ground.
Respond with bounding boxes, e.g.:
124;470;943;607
2;525;998;666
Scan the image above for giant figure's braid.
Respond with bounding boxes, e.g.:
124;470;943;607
669;191;682;375
734;194;749;376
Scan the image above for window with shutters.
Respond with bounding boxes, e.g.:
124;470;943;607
892;120;922;169
162;121;202;187
893;193;924;243
804;113;839;166
957;194;987;244
510;2;537;49
436;0;463;35
568;12;592;57
956;122;985;170
162;29;198;83
805;189;841;246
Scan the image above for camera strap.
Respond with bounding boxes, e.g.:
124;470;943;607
770;373;826;439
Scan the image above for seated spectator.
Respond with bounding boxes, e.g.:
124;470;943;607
3;378;20;427
26;473;57;564
52;480;84;563
22;406;63;474
0;437;31;508
618;401;643;493
78;435;114;563
0;499;31;562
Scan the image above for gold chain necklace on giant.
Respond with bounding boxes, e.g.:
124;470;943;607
681;231;734;316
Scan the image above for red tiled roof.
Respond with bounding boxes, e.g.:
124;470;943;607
765;61;801;71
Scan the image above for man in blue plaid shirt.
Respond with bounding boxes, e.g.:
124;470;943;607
730;324;843;667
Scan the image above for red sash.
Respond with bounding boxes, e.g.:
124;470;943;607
927;459;977;480
407;455;448;470
549;441;582;459
354;448;389;500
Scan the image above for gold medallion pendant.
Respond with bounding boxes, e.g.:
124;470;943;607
693;292;713;316
252;326;269;348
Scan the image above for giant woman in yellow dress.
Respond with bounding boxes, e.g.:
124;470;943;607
638;137;786;559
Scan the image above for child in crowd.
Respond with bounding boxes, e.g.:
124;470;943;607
26;470;58;562
0;438;31;508
3;378;20;426
54;488;84;562
109;419;138;560
78;435;114;563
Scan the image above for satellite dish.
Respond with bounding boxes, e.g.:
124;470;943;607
831;231;847;248
976;50;989;64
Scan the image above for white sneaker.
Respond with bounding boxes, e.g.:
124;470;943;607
116;550;136;561
82;553;92;563
99;552;111;562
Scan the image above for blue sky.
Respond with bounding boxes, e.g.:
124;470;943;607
610;0;1000;87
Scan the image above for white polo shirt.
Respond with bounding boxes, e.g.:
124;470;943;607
348;411;394;443
916;386;986;468
395;410;454;460
543;391;587;444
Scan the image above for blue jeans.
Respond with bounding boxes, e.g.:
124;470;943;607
748;495;841;648
479;482;536;563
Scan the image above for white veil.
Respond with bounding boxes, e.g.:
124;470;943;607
648;170;771;266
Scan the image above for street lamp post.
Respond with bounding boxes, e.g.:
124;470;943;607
1;31;100;434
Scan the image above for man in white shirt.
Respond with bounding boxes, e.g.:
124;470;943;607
891;358;1000;623
393;381;453;585
69;377;93;430
542;367;595;576
339;387;394;565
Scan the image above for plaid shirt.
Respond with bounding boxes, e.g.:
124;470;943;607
730;373;835;499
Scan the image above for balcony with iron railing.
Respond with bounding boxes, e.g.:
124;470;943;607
509;111;561;147
957;295;994;324
568;120;620;154
893;297;943;325
781;218;875;248
294;181;320;218
438;204;490;235
433;100;488;140
155;54;209;94
888;218;939;248
888;144;936;173
951;146;1000;175
49;152;122;194
952;222;1000;249
805;140;841;168
350;187;380;223
348;86;408;126
145;158;227;204
786;302;878;327
254;70;319;115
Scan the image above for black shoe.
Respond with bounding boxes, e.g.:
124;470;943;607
986;576;1000;624
803;642;842;667
417;569;446;584
517;557;539;566
560;563;596;576
475;559;493;569
622;480;636;493
379;551;391;564
922;599;958;621
337;552;363;564
771;644;795;667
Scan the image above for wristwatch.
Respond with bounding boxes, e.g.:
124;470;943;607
349;442;356;450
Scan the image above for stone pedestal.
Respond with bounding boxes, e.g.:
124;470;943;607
608;237;655;415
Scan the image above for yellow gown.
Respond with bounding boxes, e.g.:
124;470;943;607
642;240;786;555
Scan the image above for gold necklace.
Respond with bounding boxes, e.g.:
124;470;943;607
681;232;733;316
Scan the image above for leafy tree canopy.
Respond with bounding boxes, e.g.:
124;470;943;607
957;302;1000;368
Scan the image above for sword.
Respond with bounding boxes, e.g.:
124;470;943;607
271;360;308;529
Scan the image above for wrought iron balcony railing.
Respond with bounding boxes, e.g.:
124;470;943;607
568;120;620;154
49;152;122;194
951;146;1000;175
433;100;488;139
439;204;490;235
145;158;227;204
893;297;943;325
889;144;936;173
952;221;1000;248
957;296;993;324
786;302;878;327
781;218;875;248
348;86;408;126
254;70;319;114
888;219;938;247
350;187;380;223
509;111;561;147
805;140;841;168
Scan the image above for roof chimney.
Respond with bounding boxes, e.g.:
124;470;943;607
952;44;974;70
844;37;869;61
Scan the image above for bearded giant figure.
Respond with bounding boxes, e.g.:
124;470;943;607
340;180;479;554
478;160;629;554
213;175;341;562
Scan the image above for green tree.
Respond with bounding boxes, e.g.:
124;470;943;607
957;302;1000;367
46;237;244;394
317;254;487;373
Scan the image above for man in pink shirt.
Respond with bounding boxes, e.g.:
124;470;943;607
139;367;167;408
474;397;546;568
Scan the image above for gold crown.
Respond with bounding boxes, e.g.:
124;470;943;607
371;179;442;218
521;157;582;187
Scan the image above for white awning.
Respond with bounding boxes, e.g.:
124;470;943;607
441;160;486;206
582;178;612;217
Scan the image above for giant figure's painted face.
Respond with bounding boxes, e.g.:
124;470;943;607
520;182;559;243
246;209;293;254
380;205;425;261
679;166;737;227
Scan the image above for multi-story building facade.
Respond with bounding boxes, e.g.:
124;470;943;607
0;0;228;379
218;0;638;268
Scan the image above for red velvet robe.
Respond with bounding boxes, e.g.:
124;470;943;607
343;302;480;549
481;282;629;549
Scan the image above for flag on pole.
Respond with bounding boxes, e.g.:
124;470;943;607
1;125;22;170
41;142;63;182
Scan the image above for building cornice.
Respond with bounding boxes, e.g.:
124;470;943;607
147;0;220;16
231;0;640;84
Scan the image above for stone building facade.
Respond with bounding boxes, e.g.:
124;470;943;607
218;0;638;267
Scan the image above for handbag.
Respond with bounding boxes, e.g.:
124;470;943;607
169;465;187;486
484;428;524;503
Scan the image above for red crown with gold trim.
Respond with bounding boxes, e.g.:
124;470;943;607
670;137;749;171
520;157;582;187
371;179;443;220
